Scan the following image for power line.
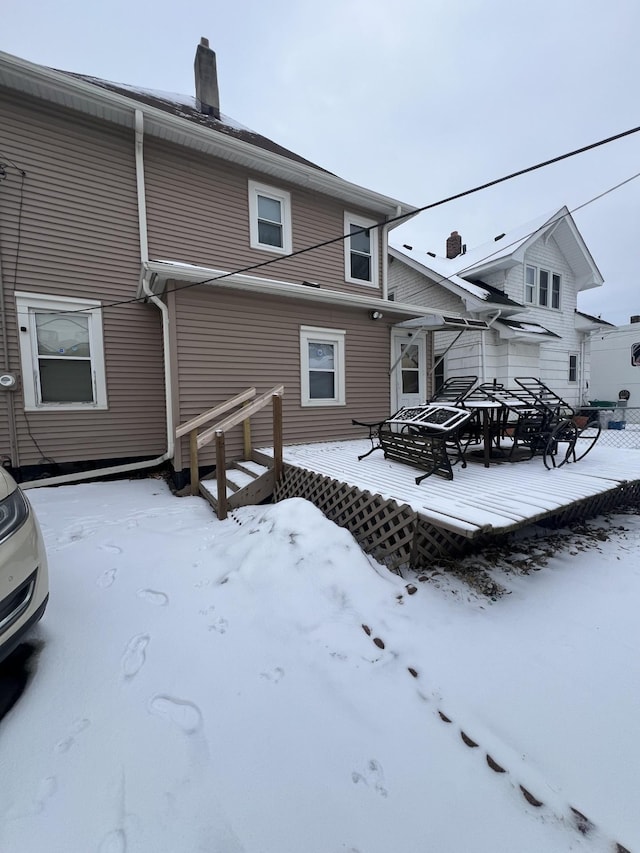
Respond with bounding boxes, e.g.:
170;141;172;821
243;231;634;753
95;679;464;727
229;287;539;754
9;123;640;315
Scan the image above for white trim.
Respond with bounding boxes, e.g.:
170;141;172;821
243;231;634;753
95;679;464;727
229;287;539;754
146;259;460;318
300;326;346;407
344;213;379;288
248;181;292;255
569;352;579;383
391;329;426;412
524;264;562;310
15;292;108;411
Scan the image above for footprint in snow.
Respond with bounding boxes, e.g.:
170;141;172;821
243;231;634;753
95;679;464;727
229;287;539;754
137;589;169;607
121;634;150;679
148;695;203;734
55;717;90;753
97;569;118;589
100;543;123;555
260;667;284;683
98;828;127;853
351;759;388;798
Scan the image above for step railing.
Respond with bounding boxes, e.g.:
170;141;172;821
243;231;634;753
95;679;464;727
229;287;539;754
175;385;285;519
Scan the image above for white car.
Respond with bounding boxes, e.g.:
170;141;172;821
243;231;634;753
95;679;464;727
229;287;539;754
0;469;48;663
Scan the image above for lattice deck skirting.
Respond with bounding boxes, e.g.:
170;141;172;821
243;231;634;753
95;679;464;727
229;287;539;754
274;463;640;569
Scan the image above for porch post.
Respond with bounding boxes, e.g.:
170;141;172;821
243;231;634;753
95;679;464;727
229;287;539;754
215;430;227;520
273;393;283;483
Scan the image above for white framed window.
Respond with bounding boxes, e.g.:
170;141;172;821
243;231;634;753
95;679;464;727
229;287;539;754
300;326;346;407
524;265;561;309
569;353;578;383
248;180;292;254
344;213;378;287
15;292;108;411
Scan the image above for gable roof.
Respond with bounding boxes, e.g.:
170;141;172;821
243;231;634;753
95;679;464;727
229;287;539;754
449;206;604;291
389;245;524;315
60;72;330;173
0;50;417;220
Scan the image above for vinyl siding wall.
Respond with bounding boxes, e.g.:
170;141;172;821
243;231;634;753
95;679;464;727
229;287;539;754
144;137;385;297
171;285;398;469
0;92;166;468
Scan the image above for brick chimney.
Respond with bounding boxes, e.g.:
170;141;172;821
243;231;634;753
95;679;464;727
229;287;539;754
446;230;462;259
194;37;220;118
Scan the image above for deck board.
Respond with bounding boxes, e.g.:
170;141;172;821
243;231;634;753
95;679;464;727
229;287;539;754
260;440;638;537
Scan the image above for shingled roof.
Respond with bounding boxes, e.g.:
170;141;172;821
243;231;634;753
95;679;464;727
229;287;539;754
58;70;332;173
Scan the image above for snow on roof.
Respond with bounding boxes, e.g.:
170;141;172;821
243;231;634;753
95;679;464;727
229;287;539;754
390;245;493;301
449;207;567;275
390;245;524;309
58;71;332;173
497;317;560;337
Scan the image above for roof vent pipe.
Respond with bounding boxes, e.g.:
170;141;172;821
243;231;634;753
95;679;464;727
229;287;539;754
194;37;220;119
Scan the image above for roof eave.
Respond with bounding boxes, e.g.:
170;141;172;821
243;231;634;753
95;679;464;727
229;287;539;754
144;260;455;319
0;50;417;219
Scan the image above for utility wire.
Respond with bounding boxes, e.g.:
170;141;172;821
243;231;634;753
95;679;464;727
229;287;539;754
8;123;640;315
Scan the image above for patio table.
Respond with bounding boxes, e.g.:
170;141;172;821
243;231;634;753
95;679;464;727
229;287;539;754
464;392;533;467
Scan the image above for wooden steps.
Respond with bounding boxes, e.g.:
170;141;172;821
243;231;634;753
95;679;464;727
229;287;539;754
199;459;274;513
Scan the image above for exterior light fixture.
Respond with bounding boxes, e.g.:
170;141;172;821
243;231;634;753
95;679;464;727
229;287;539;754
370;310;384;320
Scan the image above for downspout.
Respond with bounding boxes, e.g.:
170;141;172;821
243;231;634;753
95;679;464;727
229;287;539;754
382;206;401;301
482;310;502;383
0;227;19;466
22;109;174;489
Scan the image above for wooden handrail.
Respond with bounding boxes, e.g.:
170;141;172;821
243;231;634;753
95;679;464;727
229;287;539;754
175;387;256;438
181;385;285;513
197;385;284;450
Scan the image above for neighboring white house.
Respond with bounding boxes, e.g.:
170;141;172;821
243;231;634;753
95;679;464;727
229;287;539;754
389;207;613;407
590;319;640;406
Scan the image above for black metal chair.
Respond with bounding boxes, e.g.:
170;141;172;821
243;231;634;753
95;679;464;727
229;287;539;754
352;404;474;483
430;375;478;405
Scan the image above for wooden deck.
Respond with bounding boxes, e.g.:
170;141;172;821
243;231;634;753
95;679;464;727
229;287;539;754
256;439;640;568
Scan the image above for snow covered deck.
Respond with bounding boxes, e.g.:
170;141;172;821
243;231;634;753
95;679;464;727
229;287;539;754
258;440;640;566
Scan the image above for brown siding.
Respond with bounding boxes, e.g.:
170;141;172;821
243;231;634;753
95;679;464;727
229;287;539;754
173;286;397;467
144;138;385;298
0;92;166;467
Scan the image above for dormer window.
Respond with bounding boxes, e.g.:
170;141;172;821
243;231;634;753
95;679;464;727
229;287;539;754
248;181;292;255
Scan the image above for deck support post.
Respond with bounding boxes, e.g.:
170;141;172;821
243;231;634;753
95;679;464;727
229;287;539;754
273;394;283;483
215;430;227;520
242;401;252;459
189;429;199;496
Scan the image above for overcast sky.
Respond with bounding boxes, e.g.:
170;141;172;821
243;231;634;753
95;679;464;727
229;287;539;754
4;0;639;324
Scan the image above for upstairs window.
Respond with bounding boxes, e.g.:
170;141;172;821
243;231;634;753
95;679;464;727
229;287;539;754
15;292;107;411
344;213;378;286
248;181;292;254
525;265;561;309
300;326;345;407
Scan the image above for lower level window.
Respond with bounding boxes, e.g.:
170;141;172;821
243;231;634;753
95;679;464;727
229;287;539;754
15;292;107;411
569;353;578;383
300;326;345;406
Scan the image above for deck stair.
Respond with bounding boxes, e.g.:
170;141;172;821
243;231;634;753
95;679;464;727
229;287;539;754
199;459;274;512
174;385;284;519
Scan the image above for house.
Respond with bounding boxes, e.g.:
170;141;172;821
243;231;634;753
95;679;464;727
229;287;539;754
389;208;612;407
0;40;457;485
590;317;640;406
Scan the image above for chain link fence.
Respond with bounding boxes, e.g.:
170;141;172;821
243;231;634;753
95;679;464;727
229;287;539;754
578;405;640;449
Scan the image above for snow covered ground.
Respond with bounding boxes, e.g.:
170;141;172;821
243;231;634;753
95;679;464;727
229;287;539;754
1;478;638;853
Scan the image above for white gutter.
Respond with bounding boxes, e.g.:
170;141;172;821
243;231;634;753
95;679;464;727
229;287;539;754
22;111;175;489
147;260;455;319
482;310;502;382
